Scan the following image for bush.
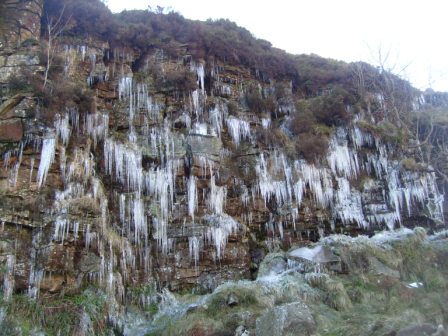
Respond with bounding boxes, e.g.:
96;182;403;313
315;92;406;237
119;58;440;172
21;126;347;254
295;132;329;162
310;91;352;127
162;68;197;93
288;101;330;162
40;77;95;124
244;86;276;114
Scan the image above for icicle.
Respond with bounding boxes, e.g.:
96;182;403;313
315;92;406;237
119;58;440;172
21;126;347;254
194;154;215;177
197;63;205;93
291;207;299;230
87;52;97;86
208;174;227;214
80;45;87;62
255;152;295;207
85;112;109;148
327;138;359;179
191;123;208;136
8;143;23;187
261;118;271;129
54;113;71;146
29;157;34;184
333;177;367;228
54;217;68;243
350;126;375;149
240;185;250;208
204;214;239;260
191;89;204;116
191;62;205;93
104;138;143;193
28;230;44;299
225;117;251;146
3;254;15;301
37;138;56;188
297;160;333;208
187;176;197;220
59;146;66;179
65;148;94;185
189;236;201;267
209;103;226;136
118;76;133;101
129;194;148;245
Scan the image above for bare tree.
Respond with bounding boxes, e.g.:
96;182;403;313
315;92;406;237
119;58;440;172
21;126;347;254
42;6;69;89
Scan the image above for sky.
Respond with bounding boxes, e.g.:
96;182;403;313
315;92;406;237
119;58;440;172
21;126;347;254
106;0;448;92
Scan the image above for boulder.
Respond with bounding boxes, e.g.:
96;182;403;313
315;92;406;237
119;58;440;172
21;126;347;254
397;323;447;336
367;256;400;278
257;252;287;278
287;245;341;272
255;301;316;336
227;292;239;306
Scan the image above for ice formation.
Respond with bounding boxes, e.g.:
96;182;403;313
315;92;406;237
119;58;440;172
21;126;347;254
208;174;227;215
189;236;201;266
225;117;251;145
4;51;444;305
187;176;198;220
3;255;15;301
85;112;109;148
37;138;56;188
54;113;71;146
204;214;239;260
261;118;271;129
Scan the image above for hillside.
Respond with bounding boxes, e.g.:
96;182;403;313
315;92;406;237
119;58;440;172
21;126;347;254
0;0;447;335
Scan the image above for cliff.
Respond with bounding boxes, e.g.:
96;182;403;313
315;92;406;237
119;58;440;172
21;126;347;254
0;1;447;335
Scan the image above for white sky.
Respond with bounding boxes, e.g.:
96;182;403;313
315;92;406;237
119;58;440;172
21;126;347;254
107;0;448;92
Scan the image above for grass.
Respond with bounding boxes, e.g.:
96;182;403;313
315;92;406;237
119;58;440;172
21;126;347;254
0;286;108;336
206;288;258;317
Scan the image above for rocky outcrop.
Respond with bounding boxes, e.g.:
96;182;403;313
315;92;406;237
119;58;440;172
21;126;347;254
0;37;445;303
0;3;446;335
0;0;43;49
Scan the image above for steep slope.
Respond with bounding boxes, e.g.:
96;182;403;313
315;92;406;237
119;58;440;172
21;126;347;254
0;1;447;334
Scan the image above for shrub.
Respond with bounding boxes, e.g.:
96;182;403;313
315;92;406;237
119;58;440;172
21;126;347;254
162;68;197;93
244;86;276;114
40;77;95;124
295;132;329;162
310;91;351;127
288;101;330;162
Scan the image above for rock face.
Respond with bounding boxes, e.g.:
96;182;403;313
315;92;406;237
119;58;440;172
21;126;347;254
0;2;446;335
0;27;445;299
256;301;316;336
0;0;43;48
0;119;23;141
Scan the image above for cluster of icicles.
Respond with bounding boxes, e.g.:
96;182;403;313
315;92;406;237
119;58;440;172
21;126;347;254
249;127;444;235
2;46;445;302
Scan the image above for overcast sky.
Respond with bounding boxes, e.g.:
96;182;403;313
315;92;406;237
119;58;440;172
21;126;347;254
107;0;448;92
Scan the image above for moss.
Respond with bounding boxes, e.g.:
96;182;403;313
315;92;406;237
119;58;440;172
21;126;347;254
148;302;159;315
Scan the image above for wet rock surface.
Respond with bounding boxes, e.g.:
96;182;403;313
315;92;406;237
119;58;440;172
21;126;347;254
0;2;446;335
